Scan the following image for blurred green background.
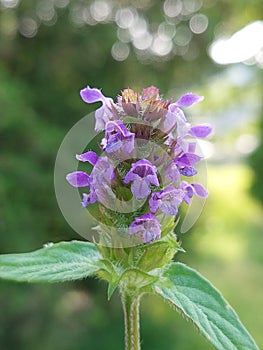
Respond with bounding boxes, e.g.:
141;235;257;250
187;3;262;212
0;0;262;349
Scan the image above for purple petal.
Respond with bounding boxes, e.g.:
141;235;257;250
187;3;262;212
149;195;159;213
124;159;158;186
192;183;208;198
189;125;212;138
176;153;201;167
150;186;184;215
80;86;106;104
76;151;98;165
164;161;180;184
129;213;161;244
131;179;151;199
176;93;204;108
94;106;108;131
179;167;197;177
159;201;179;216
179;181;194;205
81;193;90;207
91;157;115;185
123;171;138;184
140;213;157;221
103;136;123;153
188;142;196;153
147;174;160;187
80;86;115;132
103;120;135;153
159;110;177;133
66;171;90;187
81;192;97;207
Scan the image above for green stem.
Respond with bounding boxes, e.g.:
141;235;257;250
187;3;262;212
122;293;141;350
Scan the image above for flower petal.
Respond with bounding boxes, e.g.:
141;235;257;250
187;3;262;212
131;179;151;199
80;86;115;131
81;192;97;207
149;195;159;213
176;93;204;108
159;201;179;216
176;153;202;167
192;183;208;198
129;213;161;244
164;161;180;184
103;120;135;153
189;125;212;138
66;171;90;187
80;86;106;104
76;151;98;165
179;167;197;177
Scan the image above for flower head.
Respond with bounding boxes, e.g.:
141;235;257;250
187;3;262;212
67;85;212;245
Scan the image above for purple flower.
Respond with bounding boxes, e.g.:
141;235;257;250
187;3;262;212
179;181;208;205
66;151;98;188
164;152;201;184
164;161;180;184
129;213;161;243
160;93;204;135
80;86;115;131
176;153;201;177
160;104;186;134
101;120;135;154
149;186;185;216
124;159;159;199
66;152;115;207
86;157;115;206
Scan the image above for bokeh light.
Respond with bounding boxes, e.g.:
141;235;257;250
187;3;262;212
189;13;208;34
111;41;130;61
19;17;38;38
0;0;19;9
209;21;263;66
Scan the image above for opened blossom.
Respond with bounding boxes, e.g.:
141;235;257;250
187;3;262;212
101;120;135;154
66;85;212;244
149;186;185;216
67;151;115;207
129;213;161;243
124;159;159;200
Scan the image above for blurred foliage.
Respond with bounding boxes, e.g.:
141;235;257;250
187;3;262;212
249;76;263;204
0;0;262;349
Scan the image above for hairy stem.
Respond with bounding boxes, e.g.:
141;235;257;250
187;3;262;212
122;293;141;350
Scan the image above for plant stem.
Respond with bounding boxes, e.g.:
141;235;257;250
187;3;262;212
122;293;141;350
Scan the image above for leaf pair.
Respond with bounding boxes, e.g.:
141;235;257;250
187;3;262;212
0;241;259;350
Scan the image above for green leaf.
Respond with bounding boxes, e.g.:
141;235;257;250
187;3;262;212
0;241;103;283
154;263;259;350
107;280;119;300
